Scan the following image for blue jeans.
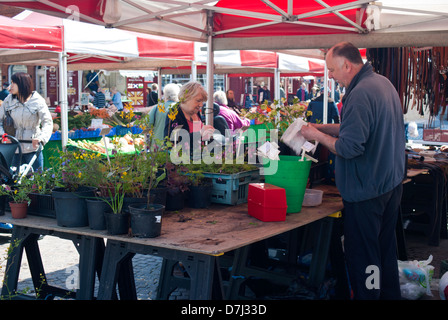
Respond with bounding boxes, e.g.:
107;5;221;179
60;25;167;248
12;151;44;173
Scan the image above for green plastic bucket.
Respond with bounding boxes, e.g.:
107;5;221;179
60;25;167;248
243;123;274;142
264;155;311;213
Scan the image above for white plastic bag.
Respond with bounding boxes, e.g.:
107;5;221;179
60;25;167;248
398;255;434;300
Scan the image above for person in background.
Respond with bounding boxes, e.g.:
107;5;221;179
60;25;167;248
86;70;99;93
310;85;319;99
334;84;341;103
0;72;53;171
147;83;159;106
213;90;250;133
279;85;286;101
307;88;340;124
301;42;405;300
110;87;123;111
257;83;267;103
94;87;106;108
164;81;214;145
262;84;271;103
296;82;309;101
149;83;180;141
0;82;10;101
226;89;240;113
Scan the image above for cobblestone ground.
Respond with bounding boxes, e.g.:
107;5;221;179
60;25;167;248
0;233;177;300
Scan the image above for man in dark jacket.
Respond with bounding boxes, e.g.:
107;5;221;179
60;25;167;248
307;89;340;124
302;42;405;300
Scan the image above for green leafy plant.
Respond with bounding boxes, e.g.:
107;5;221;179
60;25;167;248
101;183;125;214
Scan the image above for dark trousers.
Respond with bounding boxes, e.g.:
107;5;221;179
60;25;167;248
343;183;402;300
12;151;43;172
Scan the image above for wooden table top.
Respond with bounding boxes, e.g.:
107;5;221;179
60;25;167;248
0;185;343;256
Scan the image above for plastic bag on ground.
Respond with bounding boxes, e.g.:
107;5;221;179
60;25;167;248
398;255;434;300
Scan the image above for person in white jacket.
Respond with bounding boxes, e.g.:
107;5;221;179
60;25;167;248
0;72;53;171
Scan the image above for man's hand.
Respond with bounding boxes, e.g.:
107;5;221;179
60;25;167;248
301;123;338;155
301;123;320;141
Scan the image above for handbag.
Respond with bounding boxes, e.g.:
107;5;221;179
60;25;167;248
3;106;16;136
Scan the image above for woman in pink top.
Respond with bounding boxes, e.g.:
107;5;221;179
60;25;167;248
213;91;250;132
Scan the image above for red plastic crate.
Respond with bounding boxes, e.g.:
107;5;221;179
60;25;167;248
247;183;287;222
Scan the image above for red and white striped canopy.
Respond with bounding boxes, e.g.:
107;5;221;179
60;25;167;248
0;14;62;52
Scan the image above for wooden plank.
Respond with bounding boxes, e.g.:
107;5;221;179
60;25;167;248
0;185;342;256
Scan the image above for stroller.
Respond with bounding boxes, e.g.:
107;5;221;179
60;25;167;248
0;134;43;232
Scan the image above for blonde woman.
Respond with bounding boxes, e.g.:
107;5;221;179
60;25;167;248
164;81;214;141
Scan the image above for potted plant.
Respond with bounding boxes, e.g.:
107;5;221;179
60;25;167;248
4;176;34;219
164;161;190;211
28;168;59;218
183;167;212;208
102;183;128;235
127;128;171;238
51;150;97;227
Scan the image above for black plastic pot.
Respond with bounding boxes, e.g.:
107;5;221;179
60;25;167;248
28;193;55;218
104;211;129;235
166;190;185;211
122;196;148;214
129;203;164;238
187;184;212;208
52;186;97;228
86;198;108;230
150;186;167;206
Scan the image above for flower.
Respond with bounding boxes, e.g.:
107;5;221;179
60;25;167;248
29;168;59;194
2;175;35;203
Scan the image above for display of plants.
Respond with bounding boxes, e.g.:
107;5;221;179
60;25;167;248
103;105;142;128
53;112;96;131
240;97;311;137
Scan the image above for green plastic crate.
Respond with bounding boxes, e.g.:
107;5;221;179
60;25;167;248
202;169;261;205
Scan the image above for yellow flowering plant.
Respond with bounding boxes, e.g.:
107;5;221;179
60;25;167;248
134;100;179;130
53;149;98;192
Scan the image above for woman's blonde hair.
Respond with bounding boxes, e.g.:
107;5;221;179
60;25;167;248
178;81;207;104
